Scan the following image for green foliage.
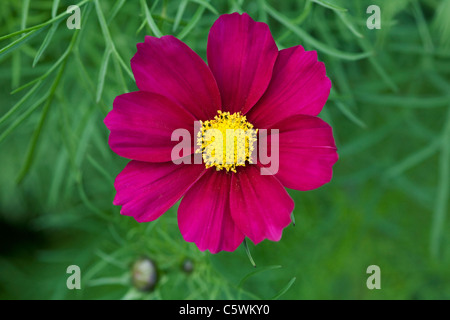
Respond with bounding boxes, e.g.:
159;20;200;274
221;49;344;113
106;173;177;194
0;0;449;300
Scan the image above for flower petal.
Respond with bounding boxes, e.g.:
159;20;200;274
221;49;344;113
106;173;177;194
261;115;338;191
114;161;205;223
178;169;245;253
131;35;221;120
247;46;331;129
104;91;196;162
207;12;278;114
230;165;294;245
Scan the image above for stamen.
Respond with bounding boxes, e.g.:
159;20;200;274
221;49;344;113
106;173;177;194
196;110;258;173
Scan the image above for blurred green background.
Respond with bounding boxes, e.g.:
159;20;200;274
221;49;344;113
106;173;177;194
0;0;449;300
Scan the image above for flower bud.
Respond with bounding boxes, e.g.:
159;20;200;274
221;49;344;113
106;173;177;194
182;259;194;274
131;257;157;291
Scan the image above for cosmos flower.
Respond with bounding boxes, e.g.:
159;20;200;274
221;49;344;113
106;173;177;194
104;12;338;253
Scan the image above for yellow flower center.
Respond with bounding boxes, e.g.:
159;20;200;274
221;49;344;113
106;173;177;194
196;111;258;173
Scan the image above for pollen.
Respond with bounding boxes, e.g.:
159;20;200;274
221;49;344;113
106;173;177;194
196;110;257;173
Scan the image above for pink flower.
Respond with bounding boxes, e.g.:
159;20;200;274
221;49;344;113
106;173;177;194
104;13;338;253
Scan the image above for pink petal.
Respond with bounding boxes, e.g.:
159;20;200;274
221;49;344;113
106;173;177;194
114;161;205;223
247;46;331;129
230;165;294;245
104;91;196;162
261;115;338;191
207;13;278;114
178;169;245;253
131;35;221;120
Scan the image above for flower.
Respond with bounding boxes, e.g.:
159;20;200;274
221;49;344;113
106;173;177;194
104;12;338;253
